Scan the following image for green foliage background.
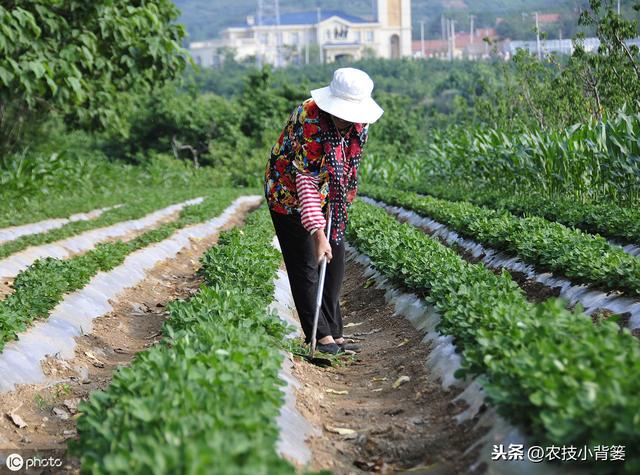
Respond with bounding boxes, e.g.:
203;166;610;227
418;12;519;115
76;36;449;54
1;0;639;223
0;1;187;155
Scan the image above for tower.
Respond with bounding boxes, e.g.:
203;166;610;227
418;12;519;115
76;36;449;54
376;0;412;59
256;0;282;66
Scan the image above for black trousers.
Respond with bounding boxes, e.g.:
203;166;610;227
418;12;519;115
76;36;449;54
270;210;345;343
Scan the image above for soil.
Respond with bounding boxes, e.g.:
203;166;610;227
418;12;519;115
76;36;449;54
589;309;640;336
291;259;487;475
0;279;13;300
497;269;561;303
0;201;255;473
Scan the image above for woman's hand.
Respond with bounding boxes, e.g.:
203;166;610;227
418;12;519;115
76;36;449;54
313;230;333;265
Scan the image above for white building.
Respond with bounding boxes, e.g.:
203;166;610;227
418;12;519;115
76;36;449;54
505;37;640;58
189;0;412;67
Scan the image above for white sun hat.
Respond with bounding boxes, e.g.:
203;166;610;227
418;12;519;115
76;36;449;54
311;67;384;124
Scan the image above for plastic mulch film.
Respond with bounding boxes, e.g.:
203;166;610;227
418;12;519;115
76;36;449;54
611;240;640;258
0;198;204;280
0;196;261;392
270;236;320;467
345;244;583;475
0;205;122;246
362;197;640;331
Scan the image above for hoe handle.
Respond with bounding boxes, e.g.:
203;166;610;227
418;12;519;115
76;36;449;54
310;209;332;357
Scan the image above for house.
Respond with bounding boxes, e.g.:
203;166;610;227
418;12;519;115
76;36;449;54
189;0;412;67
505;37;640;58
537;13;562;24
412;28;498;60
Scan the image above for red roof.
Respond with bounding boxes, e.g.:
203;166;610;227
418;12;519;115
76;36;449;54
412;28;497;53
537;13;561;23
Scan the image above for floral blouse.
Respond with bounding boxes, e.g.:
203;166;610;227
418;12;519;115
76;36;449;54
264;98;369;241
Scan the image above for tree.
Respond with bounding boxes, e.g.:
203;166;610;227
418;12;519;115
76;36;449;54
0;1;188;153
362;47;377;59
575;0;640;116
496;20;518;40
239;66;288;144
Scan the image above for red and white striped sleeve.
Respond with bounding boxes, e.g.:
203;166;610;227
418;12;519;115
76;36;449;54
296;173;326;234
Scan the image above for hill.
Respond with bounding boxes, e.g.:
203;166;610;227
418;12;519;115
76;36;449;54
173;0;587;42
173;0;370;43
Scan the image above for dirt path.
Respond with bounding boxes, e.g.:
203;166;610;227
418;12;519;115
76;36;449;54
0;202;255;472
291;258;487;474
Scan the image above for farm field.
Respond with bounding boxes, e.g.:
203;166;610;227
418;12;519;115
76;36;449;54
2;0;640;474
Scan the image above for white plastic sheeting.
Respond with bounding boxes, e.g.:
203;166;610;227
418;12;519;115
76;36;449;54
0;205;122;245
362;197;640;331
0;195;261;392
345;244;582;475
270;236;319;467
612;240;640;258
468;410;581;475
0;197;203;280
415;193;640;259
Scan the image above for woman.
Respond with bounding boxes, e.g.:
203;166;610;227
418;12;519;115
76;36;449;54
264;68;384;355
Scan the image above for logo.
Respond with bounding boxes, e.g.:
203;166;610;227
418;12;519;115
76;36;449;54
6;453;23;472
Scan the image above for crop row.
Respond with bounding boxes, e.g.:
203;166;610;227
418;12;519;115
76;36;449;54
0;192;127;230
363;186;640;296
0;189;242;352
0;153;233;230
0;185;226;260
347;200;640;473
72;207;295;475
411;180;640;246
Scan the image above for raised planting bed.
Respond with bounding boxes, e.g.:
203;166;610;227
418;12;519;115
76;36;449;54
0;205;121;245
0;190;243;353
0;185;223;261
347;199;640;473
363;186;640;296
363;196;640;331
411;180;640;248
71;207;298;474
